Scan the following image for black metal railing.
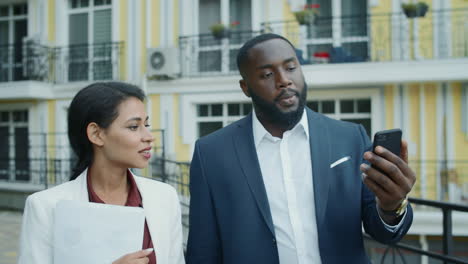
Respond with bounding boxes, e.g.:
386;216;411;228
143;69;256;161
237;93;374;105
178;9;467;77
53;42;123;83
150;158;190;215
0;129;164;187
179;30;259;77
365;198;468;264
0;41;53;82
261;8;468;64
0;40;123;83
149;157;190;246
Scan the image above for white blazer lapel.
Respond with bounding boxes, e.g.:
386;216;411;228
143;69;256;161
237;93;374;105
72;168;91;202
134;175;168;264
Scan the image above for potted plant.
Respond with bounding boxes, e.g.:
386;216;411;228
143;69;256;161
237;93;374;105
210;23;229;39
209;21;240;39
401;2;429;18
401;3;417;18
416;2;429;17
294;4;320;25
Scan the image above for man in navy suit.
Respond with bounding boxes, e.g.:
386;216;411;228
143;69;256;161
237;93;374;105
186;34;416;264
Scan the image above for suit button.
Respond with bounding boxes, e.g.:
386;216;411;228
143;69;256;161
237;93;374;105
272;238;276;244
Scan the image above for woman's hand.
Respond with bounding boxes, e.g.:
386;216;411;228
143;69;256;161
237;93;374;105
112;248;154;264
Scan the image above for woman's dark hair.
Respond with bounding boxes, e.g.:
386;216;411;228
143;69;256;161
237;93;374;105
68;82;146;180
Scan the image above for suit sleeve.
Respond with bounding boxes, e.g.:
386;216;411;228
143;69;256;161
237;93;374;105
168;187;186;264
17;195;53;264
358;125;413;244
186;141;222;264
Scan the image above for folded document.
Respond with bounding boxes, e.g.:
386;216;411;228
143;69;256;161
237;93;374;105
53;200;145;264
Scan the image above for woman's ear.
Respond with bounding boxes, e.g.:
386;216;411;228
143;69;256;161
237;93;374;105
87;122;104;147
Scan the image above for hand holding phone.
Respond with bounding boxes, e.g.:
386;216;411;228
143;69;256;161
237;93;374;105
361;128;416;224
371;129;402;174
372;129;402;157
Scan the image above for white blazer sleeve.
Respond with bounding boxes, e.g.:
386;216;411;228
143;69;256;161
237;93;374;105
169;189;186;264
18;195;54;264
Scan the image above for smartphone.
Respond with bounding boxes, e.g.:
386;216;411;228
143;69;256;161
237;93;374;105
372;129;402;156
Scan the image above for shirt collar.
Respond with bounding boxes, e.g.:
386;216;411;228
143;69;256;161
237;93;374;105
87;169;142;207
252;108;309;148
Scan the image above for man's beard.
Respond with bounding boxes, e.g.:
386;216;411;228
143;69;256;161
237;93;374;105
249;80;307;131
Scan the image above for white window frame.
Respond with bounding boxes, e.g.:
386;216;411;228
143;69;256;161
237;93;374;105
67;0;113;82
302;0;369;60
195;102;252;137
0;3;28;81
0;106;30;182
192;0;252;76
180;92;249;155
305;88;382;136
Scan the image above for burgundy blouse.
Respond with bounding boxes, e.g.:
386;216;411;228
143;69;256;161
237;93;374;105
87;170;156;264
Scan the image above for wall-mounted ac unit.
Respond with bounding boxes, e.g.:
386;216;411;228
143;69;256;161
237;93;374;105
147;47;180;78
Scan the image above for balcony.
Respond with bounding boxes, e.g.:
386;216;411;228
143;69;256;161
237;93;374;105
262;9;468;64
0;42;50;82
0;130;164;188
178;9;468;82
179;30;259;77
0;40;123;84
53;42;123;83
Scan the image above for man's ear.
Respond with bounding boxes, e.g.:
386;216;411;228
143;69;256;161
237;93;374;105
86;122;104;147
239;79;251;98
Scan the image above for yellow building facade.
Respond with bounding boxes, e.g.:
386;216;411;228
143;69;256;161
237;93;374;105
0;0;467;261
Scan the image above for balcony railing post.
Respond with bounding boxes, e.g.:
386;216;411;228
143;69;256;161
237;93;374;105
221;38;229;74
161;129;167;183
442;208;453;264
42;132;48;189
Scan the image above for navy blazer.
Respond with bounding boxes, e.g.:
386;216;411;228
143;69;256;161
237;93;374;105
186;108;413;264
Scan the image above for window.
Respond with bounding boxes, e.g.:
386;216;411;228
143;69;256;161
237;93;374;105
196;102;252;137
305;0;368;63
0;110;29;181
0;3;27;82
307;98;372;137
196;0;252;74
68;0;112;81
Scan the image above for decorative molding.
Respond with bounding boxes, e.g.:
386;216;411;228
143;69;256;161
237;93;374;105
0;81;54;99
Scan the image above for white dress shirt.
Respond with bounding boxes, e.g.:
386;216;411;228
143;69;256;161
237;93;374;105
253;109;321;264
252;109;406;264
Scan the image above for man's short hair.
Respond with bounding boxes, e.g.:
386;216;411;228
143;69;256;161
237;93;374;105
236;33;296;78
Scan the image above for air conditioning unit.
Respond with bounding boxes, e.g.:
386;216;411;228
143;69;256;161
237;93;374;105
147;47;180;78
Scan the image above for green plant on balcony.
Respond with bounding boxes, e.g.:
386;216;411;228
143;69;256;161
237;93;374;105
210;23;229;39
294;4;320;25
416;2;429;17
209;21;239;40
401;2;429;18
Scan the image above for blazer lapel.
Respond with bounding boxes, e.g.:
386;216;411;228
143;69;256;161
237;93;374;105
307;109;331;228
133;175;165;262
233;114;275;236
72;168;91;202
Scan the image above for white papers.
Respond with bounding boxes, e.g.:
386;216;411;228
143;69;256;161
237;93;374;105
53;200;145;264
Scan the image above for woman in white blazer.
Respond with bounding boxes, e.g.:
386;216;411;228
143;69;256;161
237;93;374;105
18;82;185;264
